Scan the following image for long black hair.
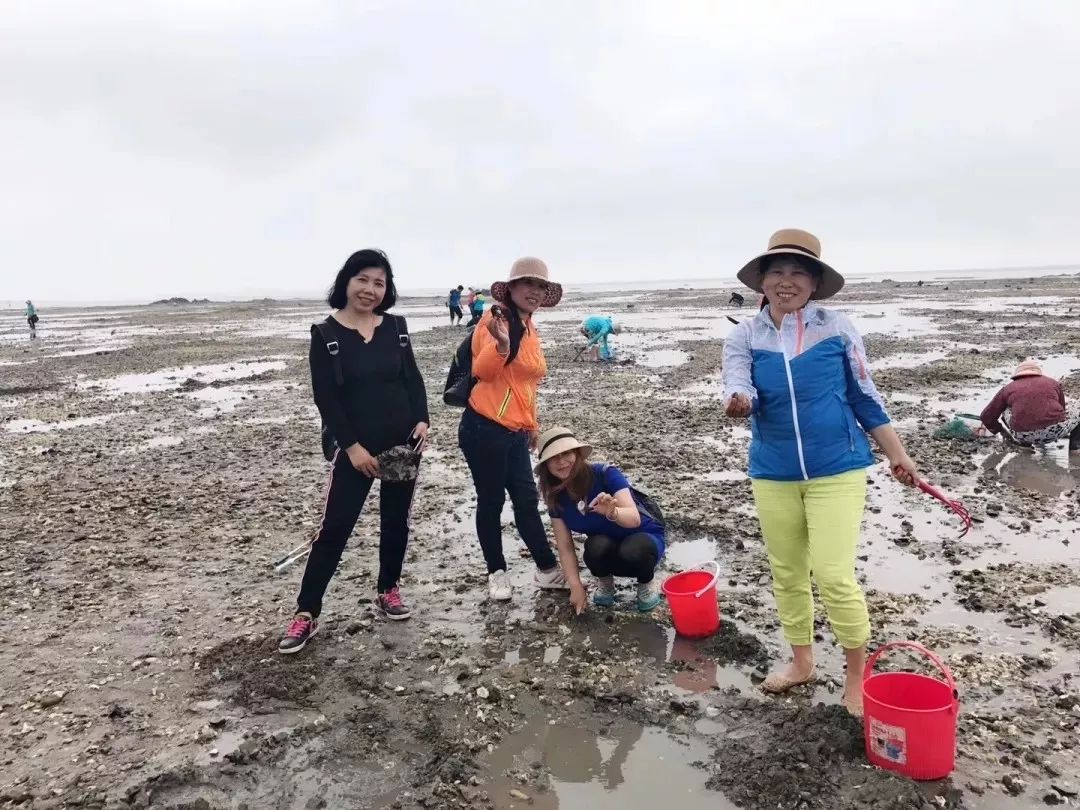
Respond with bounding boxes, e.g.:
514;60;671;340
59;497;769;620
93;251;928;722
497;285;528;365
327;249;397;313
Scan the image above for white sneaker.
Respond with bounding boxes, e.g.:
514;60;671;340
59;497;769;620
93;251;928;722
534;567;570;591
488;570;512;601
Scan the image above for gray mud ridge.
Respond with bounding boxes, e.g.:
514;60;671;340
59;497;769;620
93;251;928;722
702;701;963;810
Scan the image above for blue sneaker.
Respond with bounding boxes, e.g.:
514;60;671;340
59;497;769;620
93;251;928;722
636;582;662;612
592;576;616;607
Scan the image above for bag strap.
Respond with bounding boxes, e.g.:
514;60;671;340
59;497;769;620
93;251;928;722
313;320;344;387
393;315;409;348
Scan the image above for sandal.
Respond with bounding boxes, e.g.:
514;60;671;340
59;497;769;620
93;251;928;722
760;670;816;694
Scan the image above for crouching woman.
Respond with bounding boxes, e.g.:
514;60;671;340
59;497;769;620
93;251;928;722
535;427;665;614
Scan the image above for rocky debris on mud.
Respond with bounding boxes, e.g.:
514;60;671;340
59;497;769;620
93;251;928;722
951;563;1080;648
701;701;963;809
2;281;1080;808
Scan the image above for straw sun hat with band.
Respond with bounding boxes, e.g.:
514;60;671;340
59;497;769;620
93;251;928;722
736;228;845;301
490;257;564;308
534;427;591;473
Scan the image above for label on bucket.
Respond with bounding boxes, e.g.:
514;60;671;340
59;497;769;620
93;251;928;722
869;718;907;765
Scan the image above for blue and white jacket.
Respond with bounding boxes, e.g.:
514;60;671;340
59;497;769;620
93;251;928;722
722;304;890;482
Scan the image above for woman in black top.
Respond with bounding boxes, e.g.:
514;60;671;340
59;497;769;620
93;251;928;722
280;249;429;654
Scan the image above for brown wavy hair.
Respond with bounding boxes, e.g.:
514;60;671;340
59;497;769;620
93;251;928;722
537;448;594;515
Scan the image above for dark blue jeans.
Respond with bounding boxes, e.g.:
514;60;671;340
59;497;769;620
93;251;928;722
458;408;557;574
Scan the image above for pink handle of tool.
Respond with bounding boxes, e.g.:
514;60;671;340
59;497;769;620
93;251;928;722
864;640;957;698
690;560;721;598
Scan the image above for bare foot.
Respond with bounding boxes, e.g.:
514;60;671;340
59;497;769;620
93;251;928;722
842;683;864;716
761;660;815;693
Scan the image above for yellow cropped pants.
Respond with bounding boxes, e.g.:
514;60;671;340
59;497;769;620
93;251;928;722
750;469;870;649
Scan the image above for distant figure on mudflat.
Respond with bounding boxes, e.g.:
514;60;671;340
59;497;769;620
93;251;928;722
579;315;621;361
465;290;486;328
447;285;464;326
980;360;1080;451
25;300;38;339
728;292;745;307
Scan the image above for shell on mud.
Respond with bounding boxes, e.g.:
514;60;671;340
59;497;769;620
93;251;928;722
376;445;421;482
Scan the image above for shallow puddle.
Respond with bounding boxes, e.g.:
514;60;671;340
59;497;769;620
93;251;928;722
186;382;287;417
124;435;184;453
874;350;950;369
982;448;1080;497
664;536;720;570
484;717;732;809
1028;584;1080;614
702;469;747;482
82;358;287;395
638;349;690;368
980;353;1080;381
4;413;126;433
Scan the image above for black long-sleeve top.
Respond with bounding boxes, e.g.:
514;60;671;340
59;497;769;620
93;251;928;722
309;315;430;456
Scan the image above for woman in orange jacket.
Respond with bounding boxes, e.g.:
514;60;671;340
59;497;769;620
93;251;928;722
458;258;569;602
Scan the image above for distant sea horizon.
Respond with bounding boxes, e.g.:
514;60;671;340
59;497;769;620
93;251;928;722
6;263;1079;310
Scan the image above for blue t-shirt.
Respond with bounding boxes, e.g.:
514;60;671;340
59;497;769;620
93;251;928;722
449;290;462;307
550;463;665;557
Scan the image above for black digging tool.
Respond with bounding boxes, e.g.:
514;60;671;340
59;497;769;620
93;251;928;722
726;316;740;325
572;345;588;361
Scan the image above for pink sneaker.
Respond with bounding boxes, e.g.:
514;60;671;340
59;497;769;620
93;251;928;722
278;615;318;654
377;586;412;621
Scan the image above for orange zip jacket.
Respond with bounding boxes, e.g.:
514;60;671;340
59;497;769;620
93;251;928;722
468;309;546;431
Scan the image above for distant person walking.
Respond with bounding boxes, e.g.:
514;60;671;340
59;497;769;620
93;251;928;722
980;360;1080;451
448;285;465;325
279;249;430;654
25;300;38;339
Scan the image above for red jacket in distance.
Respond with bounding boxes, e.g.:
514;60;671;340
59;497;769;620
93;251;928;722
980;375;1067;434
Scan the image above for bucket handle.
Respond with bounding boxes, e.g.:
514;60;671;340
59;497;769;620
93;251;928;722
687;560;720;599
864;640;958;699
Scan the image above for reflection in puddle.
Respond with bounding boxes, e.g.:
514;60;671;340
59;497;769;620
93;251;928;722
664;536;719;570
981;354;1080;382
981;448;1080;497
486;717;730;809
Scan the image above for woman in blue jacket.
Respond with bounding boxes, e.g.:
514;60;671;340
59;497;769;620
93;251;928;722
722;229;918;716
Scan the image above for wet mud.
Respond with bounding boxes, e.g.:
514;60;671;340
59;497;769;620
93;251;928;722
1;275;1079;808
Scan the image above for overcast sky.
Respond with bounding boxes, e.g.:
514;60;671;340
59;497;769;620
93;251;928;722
2;1;1078;303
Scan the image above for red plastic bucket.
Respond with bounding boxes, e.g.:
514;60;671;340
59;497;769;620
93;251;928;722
661;562;721;638
862;641;959;781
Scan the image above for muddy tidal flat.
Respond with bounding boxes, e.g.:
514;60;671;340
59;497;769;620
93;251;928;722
2;275;1079;810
